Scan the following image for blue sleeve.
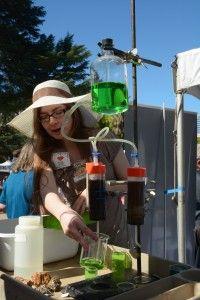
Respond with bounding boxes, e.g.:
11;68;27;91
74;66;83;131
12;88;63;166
24;171;34;201
0;181;7;205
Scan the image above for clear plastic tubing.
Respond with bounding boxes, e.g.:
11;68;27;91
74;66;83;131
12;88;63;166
61;100;138;157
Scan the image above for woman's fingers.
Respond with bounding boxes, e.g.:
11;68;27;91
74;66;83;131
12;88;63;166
81;224;98;241
60;211;97;250
69;219;97;250
68;226;89;250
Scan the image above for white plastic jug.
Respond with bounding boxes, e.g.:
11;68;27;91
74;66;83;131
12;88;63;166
14;216;43;278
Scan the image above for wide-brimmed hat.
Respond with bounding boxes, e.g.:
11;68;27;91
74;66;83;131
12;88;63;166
8;80;101;137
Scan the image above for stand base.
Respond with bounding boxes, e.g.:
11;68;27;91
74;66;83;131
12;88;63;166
134;275;153;284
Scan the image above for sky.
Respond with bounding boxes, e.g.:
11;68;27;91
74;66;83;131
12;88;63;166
35;0;200;114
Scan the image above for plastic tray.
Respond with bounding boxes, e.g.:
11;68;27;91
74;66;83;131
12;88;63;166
1;273;48;300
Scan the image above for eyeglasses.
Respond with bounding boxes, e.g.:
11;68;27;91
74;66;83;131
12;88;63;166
39;109;67;124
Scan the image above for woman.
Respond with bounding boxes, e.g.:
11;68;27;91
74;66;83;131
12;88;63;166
9;80;130;247
0;141;35;218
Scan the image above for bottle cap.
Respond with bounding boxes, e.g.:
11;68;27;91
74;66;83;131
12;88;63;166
19;216;42;227
102;38;114;49
86;162;106;174
127;167;146;177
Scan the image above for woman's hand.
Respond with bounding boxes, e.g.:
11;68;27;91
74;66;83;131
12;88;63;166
40;170;96;249
72;189;87;215
59;208;97;250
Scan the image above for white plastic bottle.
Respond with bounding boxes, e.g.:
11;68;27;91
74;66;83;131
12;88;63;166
14;216;43;278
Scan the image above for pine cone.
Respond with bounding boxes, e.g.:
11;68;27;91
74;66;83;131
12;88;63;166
47;276;62;292
34;284;52;296
31;272;51;286
15;276;33;286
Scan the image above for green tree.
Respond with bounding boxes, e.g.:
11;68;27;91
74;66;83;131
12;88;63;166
0;0;91;160
99;114;124;138
0;0;46;116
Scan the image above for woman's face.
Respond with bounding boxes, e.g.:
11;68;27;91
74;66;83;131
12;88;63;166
39;104;73;140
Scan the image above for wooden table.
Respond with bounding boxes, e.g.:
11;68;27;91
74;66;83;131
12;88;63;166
0;244;177;299
0;216;177;300
0;246;115;299
44;255;111;299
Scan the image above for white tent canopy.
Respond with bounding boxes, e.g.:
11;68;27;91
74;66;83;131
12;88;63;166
173;48;200;98
172;47;200;263
0;160;12;168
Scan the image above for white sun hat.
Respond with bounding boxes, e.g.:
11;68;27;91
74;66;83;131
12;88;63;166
8;80;101;137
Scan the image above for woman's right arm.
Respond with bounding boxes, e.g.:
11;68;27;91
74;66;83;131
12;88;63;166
40;168;97;249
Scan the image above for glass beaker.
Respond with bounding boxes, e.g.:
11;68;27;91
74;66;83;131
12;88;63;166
111;251;126;282
80;233;109;280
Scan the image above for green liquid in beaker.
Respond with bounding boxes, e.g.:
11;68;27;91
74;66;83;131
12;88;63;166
91;81;128;114
84;266;98;280
111;251;126;282
80;257;104;270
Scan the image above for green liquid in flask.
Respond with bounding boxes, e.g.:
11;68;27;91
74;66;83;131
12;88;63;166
91;81;128;114
80;257;104;270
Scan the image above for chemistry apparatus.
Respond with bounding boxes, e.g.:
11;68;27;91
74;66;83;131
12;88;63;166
61;102;153;283
93;38;160;283
61;38;161;284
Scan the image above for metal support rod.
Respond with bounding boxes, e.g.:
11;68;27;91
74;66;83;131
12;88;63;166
176;92;186;263
131;0;138;148
136;226;141;275
130;0;140;273
130;0;142;277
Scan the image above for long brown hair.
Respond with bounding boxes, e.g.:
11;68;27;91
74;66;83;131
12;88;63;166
12;140;34;172
32;105;94;212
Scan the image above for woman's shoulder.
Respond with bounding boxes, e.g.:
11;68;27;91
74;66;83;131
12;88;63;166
10;170;34;178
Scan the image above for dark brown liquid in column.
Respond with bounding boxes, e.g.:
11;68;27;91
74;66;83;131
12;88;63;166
127;181;145;225
88;179;106;220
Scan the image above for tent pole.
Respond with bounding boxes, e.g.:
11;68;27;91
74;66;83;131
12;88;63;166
163;102;167;259
176;92;186;263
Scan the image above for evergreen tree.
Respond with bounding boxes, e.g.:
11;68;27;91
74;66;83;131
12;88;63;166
0;0;46;117
0;0;91;160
